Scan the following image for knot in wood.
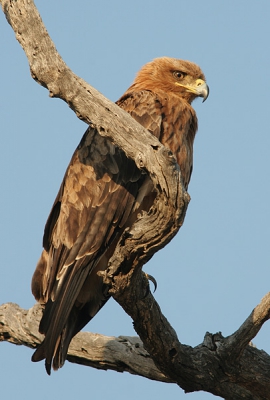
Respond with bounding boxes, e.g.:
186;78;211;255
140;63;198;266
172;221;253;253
135;152;146;170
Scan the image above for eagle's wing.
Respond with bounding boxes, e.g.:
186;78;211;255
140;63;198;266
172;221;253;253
31;90;163;373
116;89;163;139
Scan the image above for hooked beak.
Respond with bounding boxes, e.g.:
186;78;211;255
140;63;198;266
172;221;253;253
175;79;209;102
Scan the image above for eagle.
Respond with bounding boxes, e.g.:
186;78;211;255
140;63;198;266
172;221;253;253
31;57;209;374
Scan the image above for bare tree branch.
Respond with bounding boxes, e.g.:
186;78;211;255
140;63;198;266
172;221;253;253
1;0;189;269
1;299;270;399
1;1;270;399
0;302;171;382
218;292;270;362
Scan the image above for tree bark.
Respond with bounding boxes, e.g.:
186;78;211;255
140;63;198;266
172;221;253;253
1;1;270;398
0;302;171;382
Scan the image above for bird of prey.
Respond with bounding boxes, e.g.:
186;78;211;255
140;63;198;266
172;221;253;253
31;57;209;374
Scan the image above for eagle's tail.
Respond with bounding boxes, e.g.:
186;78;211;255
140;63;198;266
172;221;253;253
31;260;92;374
31;307;73;374
32;301;94;374
31;252;111;375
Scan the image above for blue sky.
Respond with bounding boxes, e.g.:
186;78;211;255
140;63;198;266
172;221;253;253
1;1;270;399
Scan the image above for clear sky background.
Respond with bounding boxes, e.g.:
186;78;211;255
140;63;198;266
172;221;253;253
1;1;270;399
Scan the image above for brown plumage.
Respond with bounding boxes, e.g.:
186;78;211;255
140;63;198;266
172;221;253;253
31;57;209;374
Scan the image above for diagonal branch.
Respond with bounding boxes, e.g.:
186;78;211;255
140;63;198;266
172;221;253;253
1;0;189;271
1;0;182;200
109;268;270;399
217;292;270;362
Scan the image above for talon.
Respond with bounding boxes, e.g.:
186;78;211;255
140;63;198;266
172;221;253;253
145;273;157;292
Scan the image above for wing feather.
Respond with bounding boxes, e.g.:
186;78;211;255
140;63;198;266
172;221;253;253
117;90;163;139
32;91;165;373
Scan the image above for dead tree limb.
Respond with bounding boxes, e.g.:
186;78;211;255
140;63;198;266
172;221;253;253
1;1;270;398
0;302;171;382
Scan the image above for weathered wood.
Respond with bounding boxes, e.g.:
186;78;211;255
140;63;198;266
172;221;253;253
0;302;171;382
1;299;270;399
1;1;270;398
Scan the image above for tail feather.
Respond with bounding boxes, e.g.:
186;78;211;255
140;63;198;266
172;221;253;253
33;261;91;374
32;297;110;374
32;256;111;374
31;337;55;375
32;309;81;375
31;341;46;363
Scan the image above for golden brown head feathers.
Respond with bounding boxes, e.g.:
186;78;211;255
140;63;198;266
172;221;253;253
130;57;209;103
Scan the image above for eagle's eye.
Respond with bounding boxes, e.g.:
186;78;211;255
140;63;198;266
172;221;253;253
173;71;186;80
